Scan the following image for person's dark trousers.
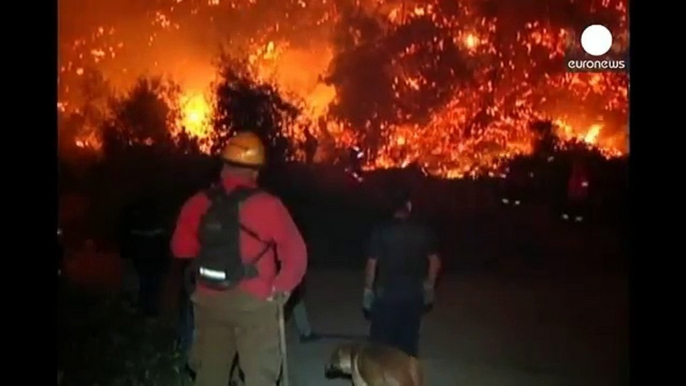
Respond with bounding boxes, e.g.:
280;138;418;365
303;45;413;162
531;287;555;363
132;255;166;317
369;293;424;357
138;268;162;316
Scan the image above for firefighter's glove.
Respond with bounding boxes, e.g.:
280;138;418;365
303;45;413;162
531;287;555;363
423;283;435;306
268;289;291;306
362;288;375;311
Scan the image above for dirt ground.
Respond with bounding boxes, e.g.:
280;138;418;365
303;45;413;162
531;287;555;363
59;264;627;386
284;269;628;386
60;196;628;386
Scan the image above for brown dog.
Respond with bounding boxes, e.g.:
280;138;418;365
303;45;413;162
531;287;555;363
326;342;423;386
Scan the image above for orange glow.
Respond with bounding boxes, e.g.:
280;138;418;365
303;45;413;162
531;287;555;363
178;92;212;140
74;132;102;151
462;33;479;49
57;0;629;178
584;124;602;145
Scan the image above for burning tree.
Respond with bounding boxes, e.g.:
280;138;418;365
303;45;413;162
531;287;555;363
101;76;200;157
58;68;112;155
58;0;629;178
211;54;301;167
325;2;472;156
91;77;206;226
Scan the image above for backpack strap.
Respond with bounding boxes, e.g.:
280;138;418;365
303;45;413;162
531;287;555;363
241;223;276;266
238;210;276;274
204;184;226;201
240;223;270;246
204;184;259;203
203;184;275;271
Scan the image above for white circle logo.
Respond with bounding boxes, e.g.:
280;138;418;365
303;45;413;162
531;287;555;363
580;25;613;56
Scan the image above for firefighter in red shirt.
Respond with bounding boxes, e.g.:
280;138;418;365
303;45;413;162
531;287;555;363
171;131;307;386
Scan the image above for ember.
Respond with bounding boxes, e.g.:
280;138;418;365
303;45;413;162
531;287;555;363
58;0;628;179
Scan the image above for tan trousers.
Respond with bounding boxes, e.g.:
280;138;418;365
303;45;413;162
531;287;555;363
190;288;282;386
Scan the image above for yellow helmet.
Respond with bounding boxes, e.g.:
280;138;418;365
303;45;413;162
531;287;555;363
220;131;265;167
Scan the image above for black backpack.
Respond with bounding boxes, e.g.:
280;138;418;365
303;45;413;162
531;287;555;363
192;185;274;290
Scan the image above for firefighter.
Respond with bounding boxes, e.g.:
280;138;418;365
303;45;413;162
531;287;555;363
119;199;169;317
362;190;441;357
562;160;590;222
171;131;307;386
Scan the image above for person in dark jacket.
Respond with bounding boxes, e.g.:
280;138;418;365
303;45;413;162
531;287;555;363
362;190;441;357
119;199;169;317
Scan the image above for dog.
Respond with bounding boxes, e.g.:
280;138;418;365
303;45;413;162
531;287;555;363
326;342;423;386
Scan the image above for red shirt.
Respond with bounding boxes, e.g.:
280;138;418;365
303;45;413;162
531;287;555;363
170;174;307;299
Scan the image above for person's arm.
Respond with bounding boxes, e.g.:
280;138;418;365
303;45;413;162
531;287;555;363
425;229;441;287
426;254;441;287
170;194;205;259
364;227;383;290
269;199;308;294
361;228;382;311
364;258;377;290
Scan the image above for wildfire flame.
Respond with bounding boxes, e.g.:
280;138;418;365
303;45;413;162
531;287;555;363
58;0;628;178
583;124;602;145
178;92;212;142
74;131;102;151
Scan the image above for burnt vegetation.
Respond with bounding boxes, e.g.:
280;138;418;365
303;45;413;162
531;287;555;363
211;54;301;167
102;77;183;157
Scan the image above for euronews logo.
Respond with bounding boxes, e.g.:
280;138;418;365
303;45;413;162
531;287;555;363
566;25;628;73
